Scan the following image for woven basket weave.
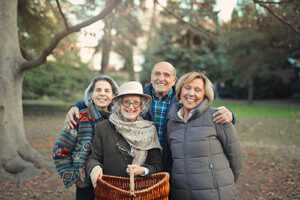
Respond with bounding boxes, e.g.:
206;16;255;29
94;172;170;200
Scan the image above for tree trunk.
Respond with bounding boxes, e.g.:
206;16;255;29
125;46;135;81
0;0;52;177
247;77;254;104
0;0;121;179
100;15;114;74
146;0;157;47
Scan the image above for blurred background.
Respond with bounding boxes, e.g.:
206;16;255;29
19;0;300;103
1;0;299;199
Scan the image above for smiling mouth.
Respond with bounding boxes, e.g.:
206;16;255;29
124;109;136;114
155;82;167;86
97;98;107;102
185;98;196;103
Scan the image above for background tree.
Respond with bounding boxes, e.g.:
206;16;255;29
0;0;121;179
140;0;223;84
221;0;299;103
86;0;143;80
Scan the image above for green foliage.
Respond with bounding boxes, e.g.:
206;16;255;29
141;1;225;83
140;28;164;85
18;0;62;56
218;0;299;99
18;0;96;101
142;0;299;100
23;61;94;101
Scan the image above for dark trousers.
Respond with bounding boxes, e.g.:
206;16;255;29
76;183;94;200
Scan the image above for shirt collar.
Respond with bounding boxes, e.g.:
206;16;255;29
152;87;174;101
177;107;196;121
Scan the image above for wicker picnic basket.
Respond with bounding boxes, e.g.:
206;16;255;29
94;171;170;200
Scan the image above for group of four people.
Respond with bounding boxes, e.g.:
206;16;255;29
53;61;242;200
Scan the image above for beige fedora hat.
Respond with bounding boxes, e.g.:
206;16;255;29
112;81;152;103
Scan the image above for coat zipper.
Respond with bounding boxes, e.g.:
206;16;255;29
209;137;221;200
209;162;218;188
183;123;192;199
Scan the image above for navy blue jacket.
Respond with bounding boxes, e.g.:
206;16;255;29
143;83;177;172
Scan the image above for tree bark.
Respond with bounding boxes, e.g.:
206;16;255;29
247;77;254;104
0;0;121;178
0;0;51;177
124;46;135;81
100;15;114;74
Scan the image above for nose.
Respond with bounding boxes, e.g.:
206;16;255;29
128;103;134;108
99;90;105;95
188;91;195;96
157;75;163;81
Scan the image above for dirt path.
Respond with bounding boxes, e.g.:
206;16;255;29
0;145;298;199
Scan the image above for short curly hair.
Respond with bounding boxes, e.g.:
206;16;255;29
175;71;214;103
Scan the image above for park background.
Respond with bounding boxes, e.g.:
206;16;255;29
0;0;299;199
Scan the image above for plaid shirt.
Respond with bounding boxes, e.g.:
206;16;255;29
152;88;174;143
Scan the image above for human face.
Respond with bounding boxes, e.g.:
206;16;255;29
91;80;115;111
151;62;176;98
120;95;142;122
180;78;205;113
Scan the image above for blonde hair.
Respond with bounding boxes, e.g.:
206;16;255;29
175;72;214;103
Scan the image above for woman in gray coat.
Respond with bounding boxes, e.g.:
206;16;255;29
167;72;242;200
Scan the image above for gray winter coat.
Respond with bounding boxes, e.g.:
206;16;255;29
167;100;242;200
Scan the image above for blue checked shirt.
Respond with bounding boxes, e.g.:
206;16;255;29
152;88;174;143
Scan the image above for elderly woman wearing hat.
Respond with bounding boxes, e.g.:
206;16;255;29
87;81;163;188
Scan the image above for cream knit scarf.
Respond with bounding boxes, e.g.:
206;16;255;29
109;112;162;165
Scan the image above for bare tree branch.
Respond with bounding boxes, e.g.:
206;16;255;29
253;0;295;4
20;44;34;60
155;0;218;40
254;0;300;35
55;0;69;29
21;0;122;71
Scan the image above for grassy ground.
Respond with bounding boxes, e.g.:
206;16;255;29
0;99;299;199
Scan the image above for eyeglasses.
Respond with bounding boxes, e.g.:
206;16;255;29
121;100;142;108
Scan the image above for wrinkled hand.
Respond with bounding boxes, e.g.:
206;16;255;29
90;166;103;188
213;106;233;124
75;179;86;188
64;107;80;129
126;165;145;176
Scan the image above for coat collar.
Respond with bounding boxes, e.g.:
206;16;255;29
168;98;211;122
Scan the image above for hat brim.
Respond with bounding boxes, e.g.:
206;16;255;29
112;93;152;104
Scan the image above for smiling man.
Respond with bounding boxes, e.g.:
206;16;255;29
150;62;177;99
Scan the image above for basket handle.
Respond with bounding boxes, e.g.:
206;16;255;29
129;168;136;197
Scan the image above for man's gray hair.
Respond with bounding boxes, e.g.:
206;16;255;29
151;62;177;77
